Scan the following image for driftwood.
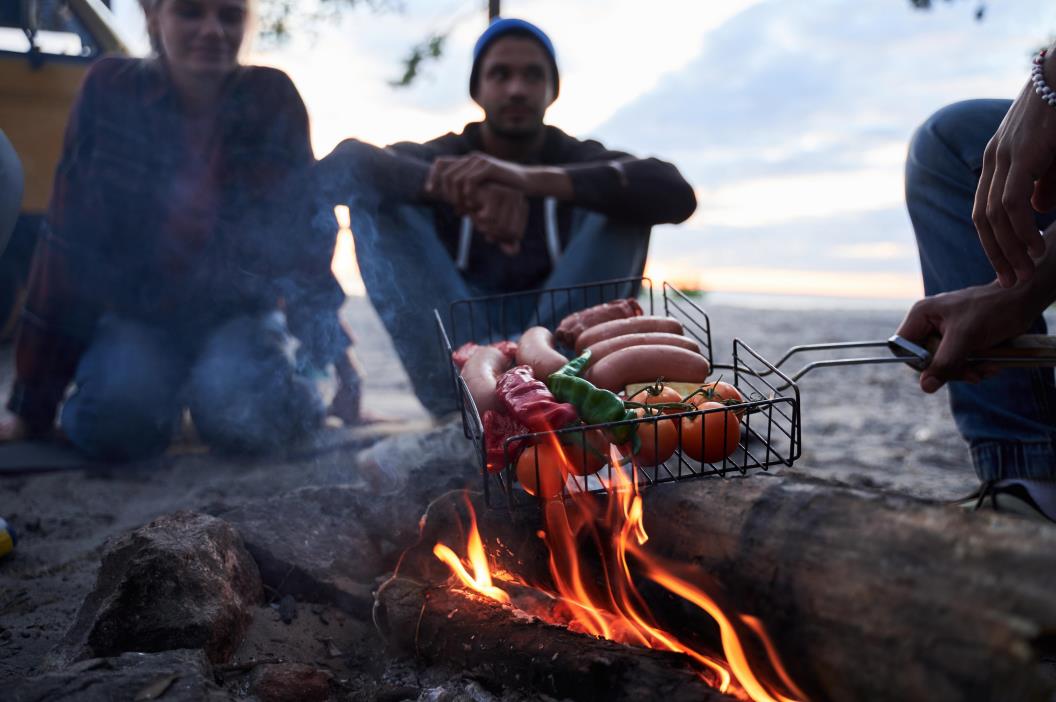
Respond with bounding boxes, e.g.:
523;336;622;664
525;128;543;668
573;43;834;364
374;576;733;702
632;474;1056;702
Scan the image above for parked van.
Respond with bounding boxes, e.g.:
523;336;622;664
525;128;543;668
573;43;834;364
0;0;129;336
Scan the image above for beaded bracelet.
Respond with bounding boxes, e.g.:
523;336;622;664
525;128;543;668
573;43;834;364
1032;49;1056;108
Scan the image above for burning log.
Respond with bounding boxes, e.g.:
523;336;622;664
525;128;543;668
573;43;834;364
374;576;734;702
406;485;804;702
415;474;1056;702
637;474;1056;702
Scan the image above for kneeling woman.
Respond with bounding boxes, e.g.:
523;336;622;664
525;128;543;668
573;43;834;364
2;0;352;458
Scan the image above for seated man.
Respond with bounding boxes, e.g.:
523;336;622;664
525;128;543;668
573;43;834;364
898;42;1056;520
319;18;696;417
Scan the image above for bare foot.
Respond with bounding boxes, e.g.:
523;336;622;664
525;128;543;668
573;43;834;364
327;382;361;425
327;348;397;425
327;387;394;426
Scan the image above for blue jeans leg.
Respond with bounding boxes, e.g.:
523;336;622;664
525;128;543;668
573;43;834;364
187;312;325;453
545;210;649;288
906;99;1056;480
350;202;473;416
61;316;187;461
536;210;650;323
0;129;22;251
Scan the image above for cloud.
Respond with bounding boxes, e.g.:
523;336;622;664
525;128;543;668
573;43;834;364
689;167;905;228
590;0;1054;297
596;0;1052;155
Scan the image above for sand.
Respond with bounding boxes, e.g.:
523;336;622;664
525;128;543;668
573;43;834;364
0;293;983;684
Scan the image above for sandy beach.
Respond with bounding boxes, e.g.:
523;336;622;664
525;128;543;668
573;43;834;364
0;292;982;685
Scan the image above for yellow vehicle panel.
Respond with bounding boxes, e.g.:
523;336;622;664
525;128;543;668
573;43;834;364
1;0;128;215
0;56;91;214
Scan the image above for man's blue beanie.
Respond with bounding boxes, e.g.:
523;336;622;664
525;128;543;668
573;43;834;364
469;18;559;100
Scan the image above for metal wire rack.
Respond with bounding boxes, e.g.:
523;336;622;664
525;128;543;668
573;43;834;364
434;278;802;509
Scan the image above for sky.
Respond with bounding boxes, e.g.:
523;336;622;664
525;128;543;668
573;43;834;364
108;0;1056;302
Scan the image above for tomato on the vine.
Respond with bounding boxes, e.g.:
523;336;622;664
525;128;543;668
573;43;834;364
686;381;746;416
680;401;740;463
632;408;678;466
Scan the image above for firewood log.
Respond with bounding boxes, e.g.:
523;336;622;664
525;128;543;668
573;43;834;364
374;576;733;702
638;474;1056;702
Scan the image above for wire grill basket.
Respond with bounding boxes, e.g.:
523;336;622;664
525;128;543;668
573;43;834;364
434;278;802;508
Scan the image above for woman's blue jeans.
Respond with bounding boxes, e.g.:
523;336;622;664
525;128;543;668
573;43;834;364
906;99;1056;480
62;312;324;460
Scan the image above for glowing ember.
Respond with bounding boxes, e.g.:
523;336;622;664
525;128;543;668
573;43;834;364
434;435;805;702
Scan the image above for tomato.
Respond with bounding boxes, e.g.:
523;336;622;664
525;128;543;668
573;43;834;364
641;385;683;407
687;381;744;406
686;381;747;417
560;428;610;476
516;443;570;499
680;402;740;464
632;408;678;466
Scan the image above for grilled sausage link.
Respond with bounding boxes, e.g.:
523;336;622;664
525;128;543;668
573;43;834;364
516;327;569;380
574;316;684;354
585;345;711;392
584;332;699;366
555;298;642;348
461;346;513;414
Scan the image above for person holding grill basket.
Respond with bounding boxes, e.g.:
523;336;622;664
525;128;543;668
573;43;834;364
317;17;697;417
899;41;1056;522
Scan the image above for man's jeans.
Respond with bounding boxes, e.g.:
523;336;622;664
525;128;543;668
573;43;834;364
350;202;650;417
906;99;1056;480
0;129;22;251
62;312;324;460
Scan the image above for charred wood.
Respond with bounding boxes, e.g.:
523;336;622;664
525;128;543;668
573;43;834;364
374;577;734;702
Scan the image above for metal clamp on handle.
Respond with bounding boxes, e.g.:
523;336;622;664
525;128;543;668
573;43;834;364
886;335;932;371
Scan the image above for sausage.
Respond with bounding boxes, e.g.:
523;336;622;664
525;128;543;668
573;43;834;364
585;345;711;392
584;332;700;366
516;327;569;380
461;346;513;414
555;298;642;348
452;341;518;371
451;342;480;370
574;316;684;354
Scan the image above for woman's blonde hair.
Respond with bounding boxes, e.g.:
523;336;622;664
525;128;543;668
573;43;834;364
138;0;257;58
138;0;165;54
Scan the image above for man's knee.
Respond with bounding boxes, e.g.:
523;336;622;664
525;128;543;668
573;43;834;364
0;130;23;248
907;100;1010;184
908;101;969;177
316;138;385;206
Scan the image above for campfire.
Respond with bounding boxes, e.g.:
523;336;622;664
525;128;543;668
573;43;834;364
13;279;1056;702
401;279;809;699
430;442;807;702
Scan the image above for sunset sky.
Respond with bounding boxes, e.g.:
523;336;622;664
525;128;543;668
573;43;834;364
109;0;1056;302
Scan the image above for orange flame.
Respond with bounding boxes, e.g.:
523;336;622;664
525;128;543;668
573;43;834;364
434;431;806;702
432;501;510;605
